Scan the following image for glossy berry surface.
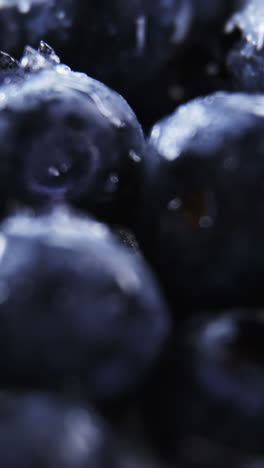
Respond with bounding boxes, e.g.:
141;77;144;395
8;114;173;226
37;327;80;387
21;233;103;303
0;44;144;225
0;391;118;468
143;310;264;466
138;92;264;310
0;208;169;400
0;1;264;467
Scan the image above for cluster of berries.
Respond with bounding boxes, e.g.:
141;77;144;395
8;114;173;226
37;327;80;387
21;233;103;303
0;1;264;467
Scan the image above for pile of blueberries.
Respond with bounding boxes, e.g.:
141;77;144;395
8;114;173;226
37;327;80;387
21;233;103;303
2;0;264;467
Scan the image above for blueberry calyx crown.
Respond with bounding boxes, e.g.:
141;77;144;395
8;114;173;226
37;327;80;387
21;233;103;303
0;41;60;80
0;51;19;71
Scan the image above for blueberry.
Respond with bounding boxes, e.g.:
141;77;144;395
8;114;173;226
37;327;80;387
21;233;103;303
0;208;170;400
143;311;264;465
137;92;264;309
226;0;264;92
0;391;118;467
0;44;144;225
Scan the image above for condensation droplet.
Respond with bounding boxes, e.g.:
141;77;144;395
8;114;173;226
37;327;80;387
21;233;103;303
48;167;60;177
89;92;123;128
21;46;48;72
110;174;119;184
129;149;141;163
104;173;119;193
151;126;160;139
167;198;182;211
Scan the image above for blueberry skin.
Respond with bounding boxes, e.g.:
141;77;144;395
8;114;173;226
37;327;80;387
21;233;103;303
0;391;118;468
0;45;144;225
143;310;264;466
226;0;264;92
137;92;264;310
0;209;170;400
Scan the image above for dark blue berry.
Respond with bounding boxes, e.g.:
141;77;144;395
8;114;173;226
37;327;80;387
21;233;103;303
0;44;145;225
138;92;264;309
0;208;170;400
143;311;264;465
0;391;118;467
